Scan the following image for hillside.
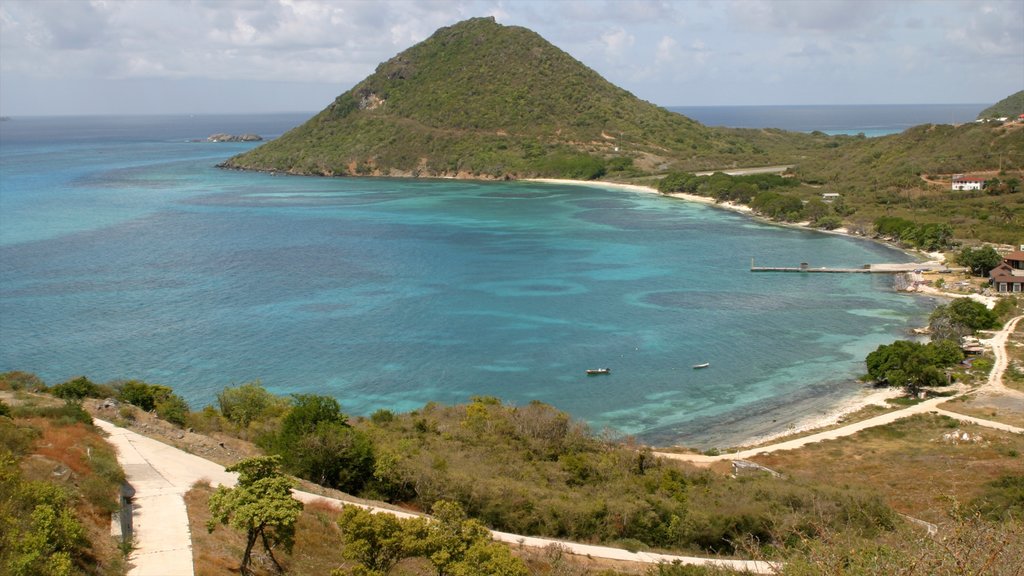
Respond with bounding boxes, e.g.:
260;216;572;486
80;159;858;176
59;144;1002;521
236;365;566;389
978;90;1024;119
223;17;811;178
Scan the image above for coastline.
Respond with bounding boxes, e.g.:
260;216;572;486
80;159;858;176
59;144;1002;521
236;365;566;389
526;177;935;450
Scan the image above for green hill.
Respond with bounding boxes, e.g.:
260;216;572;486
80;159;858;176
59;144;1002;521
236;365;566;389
223;17;806;179
978;90;1024;119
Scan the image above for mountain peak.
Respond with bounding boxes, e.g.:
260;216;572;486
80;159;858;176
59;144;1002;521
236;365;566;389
223;17;724;179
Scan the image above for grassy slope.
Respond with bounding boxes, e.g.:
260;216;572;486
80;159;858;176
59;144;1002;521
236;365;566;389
0;390;127;576
978;90;1024;119
789;121;1024;243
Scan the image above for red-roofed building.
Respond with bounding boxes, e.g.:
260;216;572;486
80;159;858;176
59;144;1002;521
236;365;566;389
989;250;1024;293
951;174;986;191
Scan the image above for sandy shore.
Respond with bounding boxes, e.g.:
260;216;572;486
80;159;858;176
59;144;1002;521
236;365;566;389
525;177;943;449
526;178;754;214
736;386;904;449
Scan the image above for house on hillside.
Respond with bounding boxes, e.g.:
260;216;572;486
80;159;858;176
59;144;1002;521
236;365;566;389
989;250;1024;293
821;193;840;202
951;174;986;191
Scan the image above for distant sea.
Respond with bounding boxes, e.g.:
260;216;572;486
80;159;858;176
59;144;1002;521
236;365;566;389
668;103;986;137
0;111;938;448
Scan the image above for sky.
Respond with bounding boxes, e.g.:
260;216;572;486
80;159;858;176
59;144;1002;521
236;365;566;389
1;0;1022;116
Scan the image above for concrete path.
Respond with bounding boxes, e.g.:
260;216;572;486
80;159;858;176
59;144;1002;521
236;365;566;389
98;419;776;574
98;420;238;576
655;315;1024;464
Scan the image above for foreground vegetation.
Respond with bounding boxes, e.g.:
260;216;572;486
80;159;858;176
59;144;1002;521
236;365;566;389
2;302;1020;574
0;385;126;576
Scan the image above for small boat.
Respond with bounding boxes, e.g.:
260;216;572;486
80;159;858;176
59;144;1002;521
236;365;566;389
692;362;710;369
586;368;611;375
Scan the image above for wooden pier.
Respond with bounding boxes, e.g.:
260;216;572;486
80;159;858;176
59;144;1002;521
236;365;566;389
750;259;953;274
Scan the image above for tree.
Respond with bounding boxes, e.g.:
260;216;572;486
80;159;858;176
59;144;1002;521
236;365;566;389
217;381;289;429
409;500;527;576
117;380;173;412
337;506;410;574
929;298;1000;341
949;298;1000;330
264;394;375;492
291;420;374;492
865;340;961;396
957;246;1003;276
207;456;303;575
49;377;100;400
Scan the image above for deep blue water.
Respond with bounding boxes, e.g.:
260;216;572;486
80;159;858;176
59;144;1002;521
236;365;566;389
0;113;935;447
668;103;985;137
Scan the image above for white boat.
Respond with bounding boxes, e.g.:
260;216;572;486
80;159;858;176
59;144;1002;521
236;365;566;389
692;362;710;369
586;368;611;375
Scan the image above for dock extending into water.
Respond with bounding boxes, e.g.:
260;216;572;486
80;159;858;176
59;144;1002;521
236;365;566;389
750;259;956;274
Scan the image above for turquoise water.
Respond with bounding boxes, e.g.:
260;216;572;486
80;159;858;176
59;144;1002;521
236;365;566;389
0;115;934;446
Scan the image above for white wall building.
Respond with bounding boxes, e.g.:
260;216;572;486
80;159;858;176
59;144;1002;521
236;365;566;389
951;175;985;191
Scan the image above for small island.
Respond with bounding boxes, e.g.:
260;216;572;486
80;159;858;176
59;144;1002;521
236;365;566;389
206;133;262;143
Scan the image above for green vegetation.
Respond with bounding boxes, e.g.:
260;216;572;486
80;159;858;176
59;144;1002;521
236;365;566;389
957;245;1004;276
357;397;896;556
0;376;127;576
207;455;304;576
788;120;1024;244
116;380;190;426
8;362;1024;573
977;90;1024;119
864;340;963;395
929;298;1001;341
872;216;953;251
223;17;813;179
259;394;375;493
971;474;1024;521
336;501;527;576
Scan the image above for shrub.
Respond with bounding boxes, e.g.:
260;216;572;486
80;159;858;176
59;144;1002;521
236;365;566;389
155;394;190;427
370;409;395;424
50;376;101;400
217;381;288;428
0;371;45;391
117;380;174;412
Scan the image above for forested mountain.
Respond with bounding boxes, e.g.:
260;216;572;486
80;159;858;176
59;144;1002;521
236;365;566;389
223;17;811;179
977;90;1024;119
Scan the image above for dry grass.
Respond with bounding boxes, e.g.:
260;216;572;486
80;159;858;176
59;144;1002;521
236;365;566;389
187;482;352;576
1005;323;1024;394
940;393;1024;428
750;412;1024;525
8;411;127;576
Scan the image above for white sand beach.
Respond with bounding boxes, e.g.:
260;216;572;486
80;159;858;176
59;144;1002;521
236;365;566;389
525;178;754;214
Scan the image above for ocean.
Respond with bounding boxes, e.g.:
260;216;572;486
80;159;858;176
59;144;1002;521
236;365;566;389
0;110;940;448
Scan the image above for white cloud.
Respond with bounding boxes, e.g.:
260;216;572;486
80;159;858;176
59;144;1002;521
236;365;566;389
655;35;676;64
0;0;1020;114
600;26;634;59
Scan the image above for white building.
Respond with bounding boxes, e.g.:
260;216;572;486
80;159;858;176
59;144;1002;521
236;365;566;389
951;174;985;191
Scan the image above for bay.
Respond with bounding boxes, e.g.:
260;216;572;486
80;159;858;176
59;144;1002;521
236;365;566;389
0;114;934;447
